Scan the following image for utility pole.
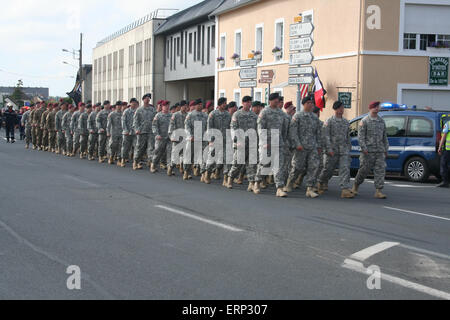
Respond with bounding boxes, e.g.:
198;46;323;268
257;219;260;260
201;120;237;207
79;33;83;101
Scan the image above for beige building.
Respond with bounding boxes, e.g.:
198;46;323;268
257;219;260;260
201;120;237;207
212;0;450;119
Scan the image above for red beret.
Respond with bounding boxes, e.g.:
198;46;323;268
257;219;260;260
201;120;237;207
162;100;170;106
189;100;196;107
157;100;163;105
284;101;293;109
206;101;213;109
78;102;85;107
369;101;380;109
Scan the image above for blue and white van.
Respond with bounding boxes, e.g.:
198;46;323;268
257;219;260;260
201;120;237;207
349;103;450;182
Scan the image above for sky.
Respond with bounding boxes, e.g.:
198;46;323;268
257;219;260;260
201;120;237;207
0;0;201;97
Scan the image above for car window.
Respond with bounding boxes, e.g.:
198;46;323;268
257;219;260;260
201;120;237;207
407;117;434;137
349;120;360;137
383;116;406;137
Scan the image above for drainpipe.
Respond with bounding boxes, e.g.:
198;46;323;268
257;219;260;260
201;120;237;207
356;0;364;116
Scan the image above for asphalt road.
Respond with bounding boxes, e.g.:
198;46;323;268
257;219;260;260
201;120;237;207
0;136;449;300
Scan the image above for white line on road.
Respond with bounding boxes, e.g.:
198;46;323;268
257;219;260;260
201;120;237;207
155;205;244;232
384;206;450;222
342;258;450;300
63;174;100;188
350;242;400;262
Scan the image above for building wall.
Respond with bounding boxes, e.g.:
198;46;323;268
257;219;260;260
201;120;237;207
92;19;165;105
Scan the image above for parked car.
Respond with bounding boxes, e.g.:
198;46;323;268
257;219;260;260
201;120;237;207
349;103;450;182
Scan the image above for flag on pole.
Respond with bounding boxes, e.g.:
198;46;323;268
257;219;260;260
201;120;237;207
300;84;309;99
314;68;326;111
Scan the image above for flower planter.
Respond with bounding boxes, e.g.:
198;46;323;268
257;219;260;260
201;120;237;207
218;60;225;67
426;47;450;53
273;51;282;58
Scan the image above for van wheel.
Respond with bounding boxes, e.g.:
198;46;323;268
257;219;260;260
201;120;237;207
404;157;429;182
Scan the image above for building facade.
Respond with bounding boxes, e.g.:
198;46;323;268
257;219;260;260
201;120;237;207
92;10;172;105
0;86;49;100
154;0;223;104
213;0;450;120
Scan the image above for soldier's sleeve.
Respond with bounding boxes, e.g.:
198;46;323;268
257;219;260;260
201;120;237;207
132;110;140;132
121;111;127;134
106;114;112;135
257;111;266;138
318;121;325;149
96;113;102;131
21;113;26;127
346;120;352;151
70;113;75;131
185;114;193;137
324;119;332;153
168;114;175;137
87;114;92;131
40;112;46;127
289;115;301;148
358;119;368;152
152;115;160;136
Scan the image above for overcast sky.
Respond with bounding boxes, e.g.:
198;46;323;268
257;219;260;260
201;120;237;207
0;0;200;97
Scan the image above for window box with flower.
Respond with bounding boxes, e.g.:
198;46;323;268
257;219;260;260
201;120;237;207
216;56;225;67
426;41;450;53
252;50;262;62
231;53;240;65
272;46;282;58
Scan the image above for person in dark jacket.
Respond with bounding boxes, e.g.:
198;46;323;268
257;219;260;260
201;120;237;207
4;104;18;143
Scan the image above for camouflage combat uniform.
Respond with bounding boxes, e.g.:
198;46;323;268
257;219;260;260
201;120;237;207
168;110;188;167
107;109;123;160
133;105;157;164
205;109;232;175
55;108;66;153
21;109;32;146
96;108;110;159
78;110;90;155
121;107;136;162
184;110;208;174
40;108;50;149
355;115;389;189
46;108;57;151
62;111;74;154
87;109;98;158
152;112;172;167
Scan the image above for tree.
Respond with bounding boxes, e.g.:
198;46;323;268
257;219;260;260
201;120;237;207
9;79;26;107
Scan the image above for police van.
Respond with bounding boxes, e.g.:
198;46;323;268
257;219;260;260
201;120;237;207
349;103;450;182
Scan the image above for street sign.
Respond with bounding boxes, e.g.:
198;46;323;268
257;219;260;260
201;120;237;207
289;76;314;85
338;92;352;109
289;22;314;37
290;37;313;52
289;66;314;76
239;67;257;80
429;57;449;86
261;69;275;80
259;79;273;84
289;52;314;65
239;80;257;88
239;59;257;68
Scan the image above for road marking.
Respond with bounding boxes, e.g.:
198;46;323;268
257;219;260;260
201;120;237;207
384;206;450;222
342;259;450;300
399;244;450;261
155;205;244;232
63;174;100;188
350;242;400;262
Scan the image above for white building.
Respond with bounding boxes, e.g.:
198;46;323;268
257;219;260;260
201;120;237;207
92;10;176;105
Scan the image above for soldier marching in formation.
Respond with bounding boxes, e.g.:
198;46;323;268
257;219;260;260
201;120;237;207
24;93;389;200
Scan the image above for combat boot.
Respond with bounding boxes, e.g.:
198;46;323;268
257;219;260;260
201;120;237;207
260;180;267;189
183;171;189;181
25;144;29;149
213;169;220;180
247;182;254;192
132;161;140;170
226;177;233;189
341;189;355;199
317;183;327;195
267;175;274;186
180;163;184;175
276;188;288;198
204;172;211;184
351;183;360;195
306;187;319;199
32;145;36;150
293;175;304;189
88;156;95;161
193;166;200;177
222;175;228;187
253;182;261;195
236;173;245;185
108;157;114;165
375;189;387;199
284;179;294;193
150;163;157;173
167;166;174;176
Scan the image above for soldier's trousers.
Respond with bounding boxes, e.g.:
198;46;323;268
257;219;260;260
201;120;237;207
255;145;286;189
121;135;136;161
288;149;319;188
48;131;57;150
80;134;88;154
73;132;81;154
32;126;37;146
134;133;154;163
65;132;73;154
355;152;386;189
153;138;171;166
36;128;43;147
98;133;108;158
318;153;351;190
282;147;293;184
88;133;98;158
25;127;32;145
228;146;258;182
108;135;122;159
57;131;66;153
183;141;207;173
42;129;49;148
206;142;230;175
170;140;185;167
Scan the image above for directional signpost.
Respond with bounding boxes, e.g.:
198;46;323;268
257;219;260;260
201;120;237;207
239;80;258;88
240;59;257;68
239;59;257;95
239;68;257;80
289;18;315;109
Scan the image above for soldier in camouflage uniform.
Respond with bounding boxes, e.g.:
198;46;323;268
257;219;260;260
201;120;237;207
21;106;33;149
46;103;58;152
227;97;258;192
254;93;289;198
183;99;208;180
55;103;67;155
204;97;232;185
285;95;323;198
317;101;354;198
96;101;111;163
40;103;51;151
106;102;123;165
62;105;75;156
30;103;38;149
87;103;100;161
279;100;294;188
353;101;389;199
132;94;157;170
168;100;188;176
78;104;92;159
119;99;138;167
71;103;84;157
33;102;45;150
150;101;172;173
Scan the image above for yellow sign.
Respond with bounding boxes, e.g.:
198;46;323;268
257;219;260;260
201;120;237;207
294;16;302;23
248;53;255;59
